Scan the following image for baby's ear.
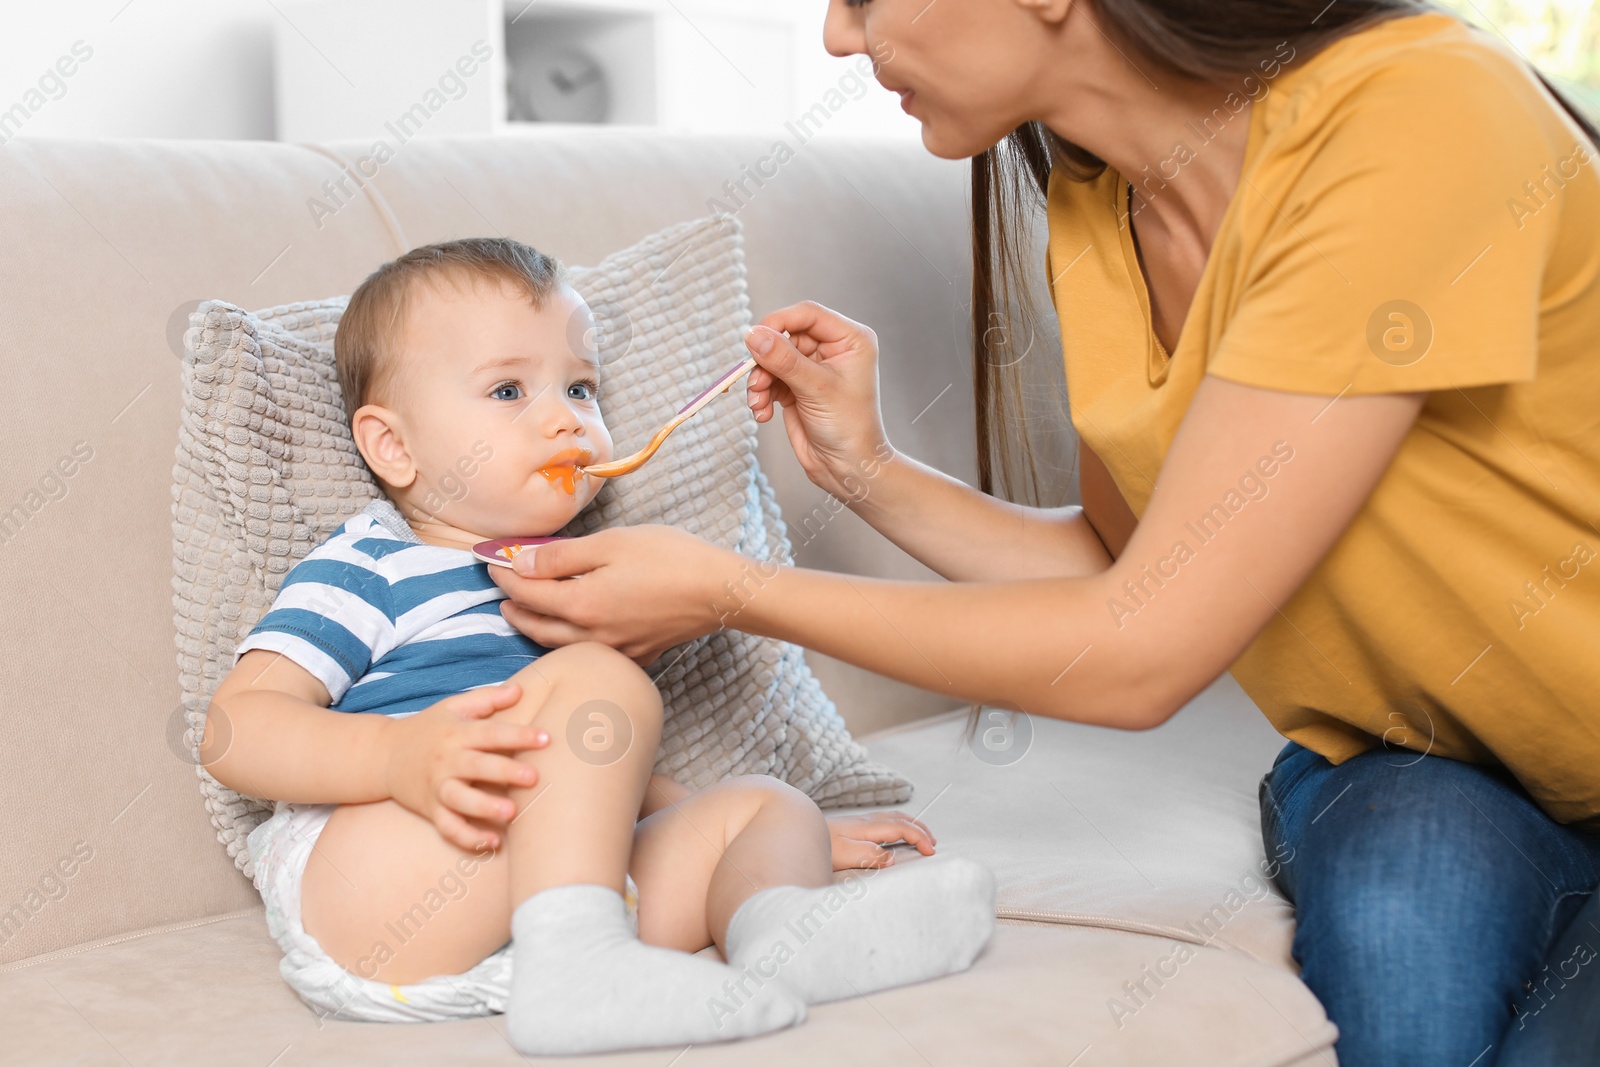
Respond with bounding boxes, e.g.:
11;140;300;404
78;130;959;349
351;404;417;489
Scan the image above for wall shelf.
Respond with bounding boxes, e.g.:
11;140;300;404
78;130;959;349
274;0;793;142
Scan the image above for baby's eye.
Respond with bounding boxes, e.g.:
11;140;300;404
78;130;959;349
491;381;524;402
569;378;600;402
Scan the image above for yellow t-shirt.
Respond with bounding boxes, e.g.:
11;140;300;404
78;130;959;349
1046;10;1600;826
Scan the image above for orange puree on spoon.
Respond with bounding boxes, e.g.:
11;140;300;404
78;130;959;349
578;356;759;479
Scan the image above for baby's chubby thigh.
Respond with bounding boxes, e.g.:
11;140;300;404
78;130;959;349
300;642;662;986
298;790;517;987
493;640;666;773
484;642;666;896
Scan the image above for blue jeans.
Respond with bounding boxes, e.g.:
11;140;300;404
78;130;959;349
1259;741;1600;1067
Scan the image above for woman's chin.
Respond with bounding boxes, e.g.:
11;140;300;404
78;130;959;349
919;121;993;162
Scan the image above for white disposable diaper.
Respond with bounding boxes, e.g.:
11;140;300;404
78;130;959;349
248;800;639;1023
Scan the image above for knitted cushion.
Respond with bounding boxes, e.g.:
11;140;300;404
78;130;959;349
171;213;912;881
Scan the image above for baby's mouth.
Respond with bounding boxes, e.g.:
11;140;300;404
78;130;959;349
537;448;595;495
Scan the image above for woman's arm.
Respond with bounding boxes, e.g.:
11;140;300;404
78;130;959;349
1077;441;1139;560
728;375;1425;726
494;374;1426;729
739;301;1120;582
845;446;1114;581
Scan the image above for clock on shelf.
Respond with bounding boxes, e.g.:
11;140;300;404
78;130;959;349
508;48;611;124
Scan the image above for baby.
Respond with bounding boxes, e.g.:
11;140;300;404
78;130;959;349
202;237;996;1055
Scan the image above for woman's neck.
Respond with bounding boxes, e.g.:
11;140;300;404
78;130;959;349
1033;15;1256;250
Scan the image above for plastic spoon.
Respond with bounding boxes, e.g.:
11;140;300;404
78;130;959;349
578;356;759;478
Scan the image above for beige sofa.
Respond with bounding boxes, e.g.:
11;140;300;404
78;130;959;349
0;131;1336;1065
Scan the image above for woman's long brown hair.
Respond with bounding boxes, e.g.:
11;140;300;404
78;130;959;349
970;0;1600;502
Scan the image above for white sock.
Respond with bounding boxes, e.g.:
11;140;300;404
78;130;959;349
723;855;997;1004
506;884;805;1055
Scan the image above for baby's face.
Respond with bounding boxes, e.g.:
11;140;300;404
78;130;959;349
390;276;613;539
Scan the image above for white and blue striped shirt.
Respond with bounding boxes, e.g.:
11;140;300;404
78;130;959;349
234;499;553;716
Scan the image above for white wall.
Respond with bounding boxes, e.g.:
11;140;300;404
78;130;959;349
0;0;277;142
0;0;919;144
780;0;921;141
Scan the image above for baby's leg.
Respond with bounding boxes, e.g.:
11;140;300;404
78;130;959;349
629;774;834;954
299;640;657;984
302;641;803;1052
475;648;802;1053
632;775;999;1006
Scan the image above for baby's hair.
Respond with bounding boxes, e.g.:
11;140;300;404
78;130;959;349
335;236;568;413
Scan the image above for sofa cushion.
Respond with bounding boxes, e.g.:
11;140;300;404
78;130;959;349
0;912;1332;1067
0;689;1333;1067
854;671;1302;971
171;212;911;881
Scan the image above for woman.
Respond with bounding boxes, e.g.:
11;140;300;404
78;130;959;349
492;1;1600;1062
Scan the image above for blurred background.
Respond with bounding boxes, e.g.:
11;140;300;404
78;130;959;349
0;0;920;144
1441;0;1600;113
0;0;1593;148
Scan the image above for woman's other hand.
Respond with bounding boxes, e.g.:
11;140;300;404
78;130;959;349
491;525;741;667
744;301;897;502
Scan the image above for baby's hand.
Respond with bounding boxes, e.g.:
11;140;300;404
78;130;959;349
383;682;550;852
826;810;937;870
